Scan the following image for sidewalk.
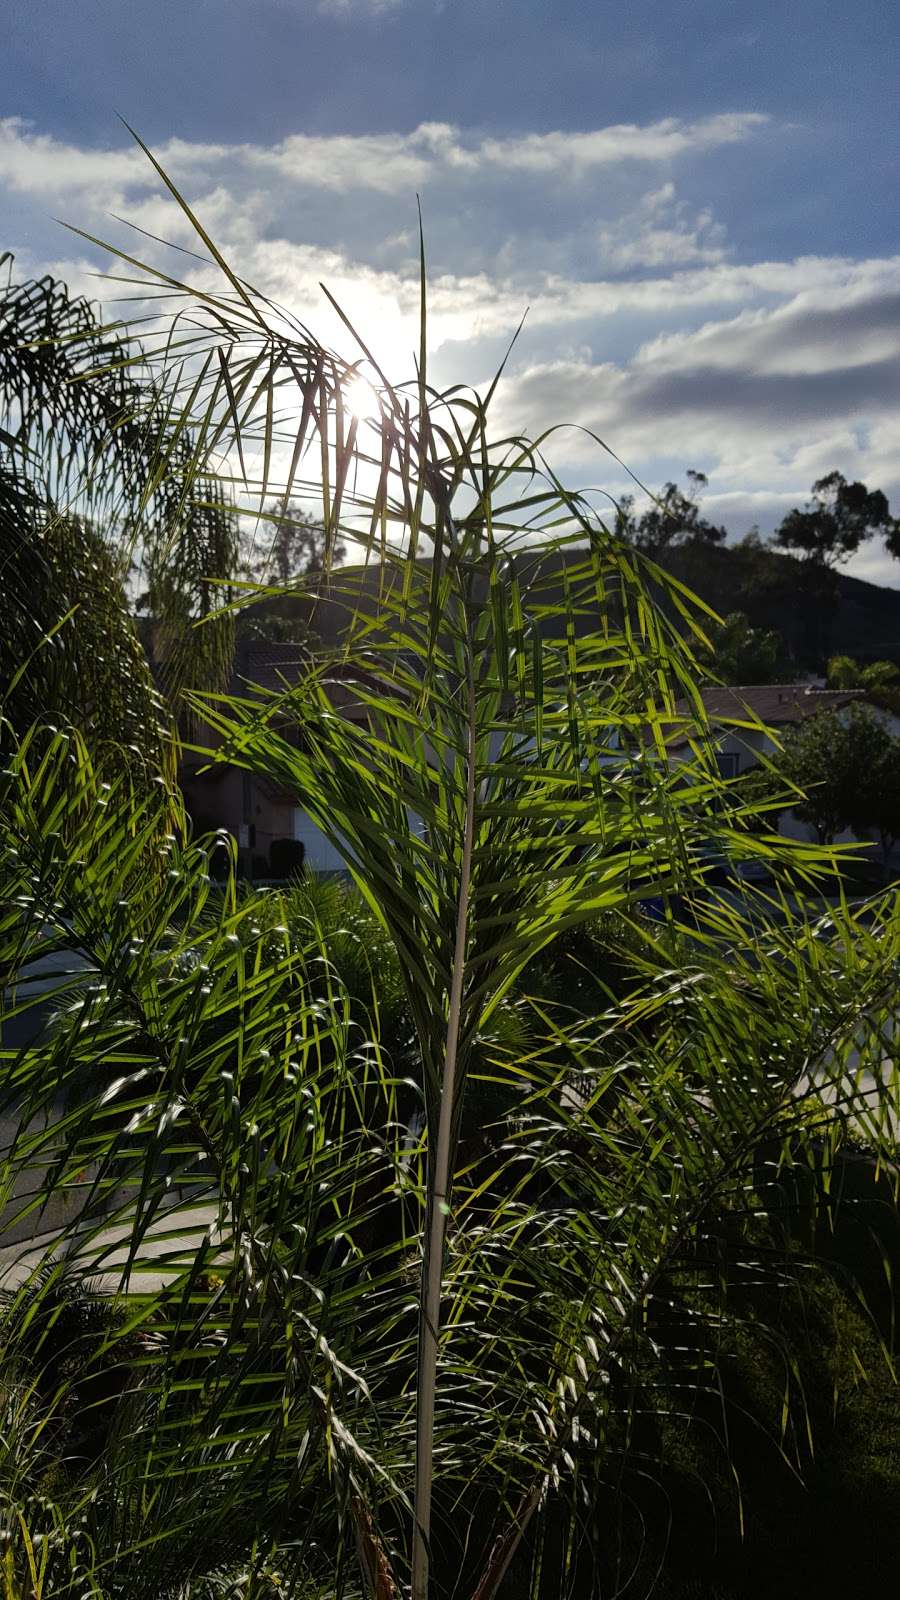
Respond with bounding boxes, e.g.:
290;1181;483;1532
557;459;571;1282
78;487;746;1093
0;1200;227;1294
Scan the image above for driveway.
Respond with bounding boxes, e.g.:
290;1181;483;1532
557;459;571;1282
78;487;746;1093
0;1200;227;1294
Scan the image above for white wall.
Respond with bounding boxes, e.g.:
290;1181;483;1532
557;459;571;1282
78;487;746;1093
713;707;900;866
292;808;349;873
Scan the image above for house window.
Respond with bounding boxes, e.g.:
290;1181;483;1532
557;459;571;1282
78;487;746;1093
716;752;740;779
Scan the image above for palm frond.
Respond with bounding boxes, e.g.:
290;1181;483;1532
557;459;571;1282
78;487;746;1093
0;151;898;1600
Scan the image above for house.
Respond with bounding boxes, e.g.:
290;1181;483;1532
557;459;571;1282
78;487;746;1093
181;626;900;875
667;682;900;857
667;684;874;778
181;638;373;875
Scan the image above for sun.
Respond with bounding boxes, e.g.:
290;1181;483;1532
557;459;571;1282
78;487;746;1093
344;375;380;424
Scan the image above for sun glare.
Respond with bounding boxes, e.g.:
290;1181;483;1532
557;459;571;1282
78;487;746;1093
344;376;380;424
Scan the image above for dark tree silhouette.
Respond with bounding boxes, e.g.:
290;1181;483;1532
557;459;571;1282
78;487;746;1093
237;500;347;643
618;470;727;554
243;500;345;587
775;471;898;567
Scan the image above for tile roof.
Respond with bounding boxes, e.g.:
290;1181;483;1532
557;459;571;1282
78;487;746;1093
666;683;866;747
230;639;403;715
231;640;312;694
690;684;865;724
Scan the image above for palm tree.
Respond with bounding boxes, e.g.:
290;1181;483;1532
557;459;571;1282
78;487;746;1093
1;156;899;1598
0;267;169;779
826;653;900;693
0;260;238;767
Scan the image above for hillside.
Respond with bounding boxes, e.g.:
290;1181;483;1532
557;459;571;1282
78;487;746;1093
237;538;900;674
661;540;900;669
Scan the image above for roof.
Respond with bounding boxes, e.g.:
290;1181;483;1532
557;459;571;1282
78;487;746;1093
693;683;865;724
230;638;406;717
230;639;312;695
667;683;866;749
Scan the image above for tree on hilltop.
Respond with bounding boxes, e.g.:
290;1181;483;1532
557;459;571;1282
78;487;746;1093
775;471;898;567
618;469;727;554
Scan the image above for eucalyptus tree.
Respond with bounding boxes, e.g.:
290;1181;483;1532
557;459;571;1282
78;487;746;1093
616;470;726;554
775;471;899;568
1;157;900;1600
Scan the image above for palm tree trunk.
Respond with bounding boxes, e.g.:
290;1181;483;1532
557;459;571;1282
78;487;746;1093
411;653;477;1600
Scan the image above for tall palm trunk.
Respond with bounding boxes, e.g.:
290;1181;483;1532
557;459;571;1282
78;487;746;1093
412;650;477;1600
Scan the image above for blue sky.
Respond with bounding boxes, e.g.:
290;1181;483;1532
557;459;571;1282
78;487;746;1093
4;0;900;581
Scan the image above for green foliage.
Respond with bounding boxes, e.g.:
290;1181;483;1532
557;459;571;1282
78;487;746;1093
1;728;385;1597
3;720;900;1600
863;734;900;865
826;654;900;691
1;160;900;1600
0;263;174;785
0;462;171;789
0;261;241;740
647;1264;900;1599
140;478;240;718
825;655;900;728
761;702;900;858
0;263;157;532
704;610;791;684
775;470;898;568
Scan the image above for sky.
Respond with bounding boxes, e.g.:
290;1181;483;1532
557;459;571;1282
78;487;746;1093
3;0;900;583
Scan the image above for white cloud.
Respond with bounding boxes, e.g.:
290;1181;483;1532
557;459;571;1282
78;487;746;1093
3;112;900;590
316;0;405;14
476;113;768;174
843;536;900;589
251;131;431;192
595;184;727;270
0;111;768;202
0;119;226;196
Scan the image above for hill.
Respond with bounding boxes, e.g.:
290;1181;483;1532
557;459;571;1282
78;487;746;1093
235;538;900;674
660;540;900;669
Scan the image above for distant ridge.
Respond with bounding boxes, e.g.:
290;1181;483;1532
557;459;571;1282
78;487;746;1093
235;538;900;673
660;540;900;668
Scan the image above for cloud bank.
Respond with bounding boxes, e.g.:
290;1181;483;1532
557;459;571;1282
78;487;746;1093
3;111;899;585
